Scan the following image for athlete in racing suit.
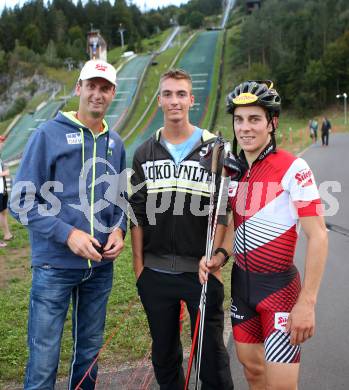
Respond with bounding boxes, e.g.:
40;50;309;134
199;80;328;389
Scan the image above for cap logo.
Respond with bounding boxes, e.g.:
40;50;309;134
95;64;107;72
233;92;258;105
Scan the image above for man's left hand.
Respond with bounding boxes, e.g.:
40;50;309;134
103;228;125;260
286;298;315;345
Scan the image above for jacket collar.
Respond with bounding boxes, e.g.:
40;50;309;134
239;140;275;166
154;127;215;145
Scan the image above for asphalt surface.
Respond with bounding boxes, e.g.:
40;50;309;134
294;134;349;389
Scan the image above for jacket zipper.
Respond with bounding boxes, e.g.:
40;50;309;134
243;167;251;303
86;129;108;268
153;141;178;270
238;143;274;302
153;138;213;270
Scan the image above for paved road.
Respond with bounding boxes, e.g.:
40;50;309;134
295;134;349;389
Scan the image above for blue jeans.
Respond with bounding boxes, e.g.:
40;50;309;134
24;262;113;390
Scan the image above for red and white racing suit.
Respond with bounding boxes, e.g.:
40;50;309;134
229;144;322;363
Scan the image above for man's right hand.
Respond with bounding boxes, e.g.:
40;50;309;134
66;228;103;262
135;265;144;281
199;255;224;284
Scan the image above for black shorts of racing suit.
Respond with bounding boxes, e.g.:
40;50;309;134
231;263;301;363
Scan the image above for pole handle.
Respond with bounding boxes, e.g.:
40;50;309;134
211;142;220;175
220;141;231;178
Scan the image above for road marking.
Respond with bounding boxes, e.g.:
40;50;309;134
106;115;119;118
113;98;127;102
193;80;207;84
192;87;205;90
191;73;209;77
326;223;349;237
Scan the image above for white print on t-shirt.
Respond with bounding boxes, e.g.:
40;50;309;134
294;168;314;187
66;133;82;145
274;312;289;332
228;180;239;198
281;158;320;202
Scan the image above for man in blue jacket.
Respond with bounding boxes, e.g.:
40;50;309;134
10;59;127;389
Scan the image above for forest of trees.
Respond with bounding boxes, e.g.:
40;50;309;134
231;0;349;112
2;0;348;115
0;0;222;74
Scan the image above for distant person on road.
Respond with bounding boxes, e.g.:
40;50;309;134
10;59;127;389
321;116;331;146
0;154;13;247
130;69;234;389
199;80;328;390
309;118;318;143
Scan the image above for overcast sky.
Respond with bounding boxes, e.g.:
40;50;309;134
0;0;189;13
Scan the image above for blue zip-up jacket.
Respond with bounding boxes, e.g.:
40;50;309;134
10;111;127;269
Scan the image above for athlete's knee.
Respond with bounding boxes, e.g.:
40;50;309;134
236;346;266;388
265;362;299;390
242;360;265;386
266;381;297;390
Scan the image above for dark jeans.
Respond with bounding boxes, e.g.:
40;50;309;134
24;263;113;390
322;131;329;146
137;268;234;390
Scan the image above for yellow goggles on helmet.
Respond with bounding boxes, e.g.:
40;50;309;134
232;80;274;105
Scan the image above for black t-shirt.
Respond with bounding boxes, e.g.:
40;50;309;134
322;120;331;132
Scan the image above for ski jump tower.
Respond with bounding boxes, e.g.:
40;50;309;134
87;29;107;61
246;0;261;13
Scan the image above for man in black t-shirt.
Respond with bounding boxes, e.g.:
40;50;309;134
321;116;331;146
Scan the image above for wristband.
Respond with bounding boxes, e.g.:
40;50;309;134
214;247;230;267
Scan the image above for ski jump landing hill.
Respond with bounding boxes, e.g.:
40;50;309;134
105;26;181;132
2;100;64;164
105;54;151;133
125;29;222;167
124;0;235;166
1;27;181;170
2;0;233;171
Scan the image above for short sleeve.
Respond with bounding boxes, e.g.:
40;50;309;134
281;158;323;217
